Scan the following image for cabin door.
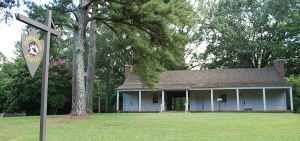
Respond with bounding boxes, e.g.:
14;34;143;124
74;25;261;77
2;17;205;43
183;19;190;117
166;91;185;111
172;97;185;111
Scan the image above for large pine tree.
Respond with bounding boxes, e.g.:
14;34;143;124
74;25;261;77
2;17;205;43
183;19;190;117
28;0;195;116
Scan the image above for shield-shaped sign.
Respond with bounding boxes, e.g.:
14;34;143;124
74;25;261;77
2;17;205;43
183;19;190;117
21;30;44;77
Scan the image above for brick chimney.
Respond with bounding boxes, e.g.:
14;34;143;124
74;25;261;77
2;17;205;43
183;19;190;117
124;65;133;78
273;59;285;78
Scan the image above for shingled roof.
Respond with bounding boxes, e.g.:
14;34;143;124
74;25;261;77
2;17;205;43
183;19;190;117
118;66;290;91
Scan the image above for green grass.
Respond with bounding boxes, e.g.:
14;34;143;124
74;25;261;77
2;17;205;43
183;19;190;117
0;113;300;141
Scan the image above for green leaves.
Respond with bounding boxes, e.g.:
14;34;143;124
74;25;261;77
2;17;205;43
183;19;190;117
0;55;72;115
193;0;300;72
94;0;194;88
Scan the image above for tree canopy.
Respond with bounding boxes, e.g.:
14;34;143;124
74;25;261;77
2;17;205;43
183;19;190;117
191;0;300;76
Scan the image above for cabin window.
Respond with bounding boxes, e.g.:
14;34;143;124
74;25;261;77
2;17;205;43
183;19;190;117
153;95;159;103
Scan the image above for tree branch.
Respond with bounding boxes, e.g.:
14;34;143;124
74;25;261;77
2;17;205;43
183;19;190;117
88;16;110;22
102;21;118;34
104;0;127;5
81;0;97;10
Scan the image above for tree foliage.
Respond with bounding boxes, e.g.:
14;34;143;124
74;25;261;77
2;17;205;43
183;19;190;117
0;57;72;115
192;0;300;75
0;28;73;115
88;0;194;88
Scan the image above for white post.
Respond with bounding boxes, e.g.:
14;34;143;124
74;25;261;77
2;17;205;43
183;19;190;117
138;90;142;112
290;87;294;112
263;88;266;111
210;89;214;112
116;90;119;112
161;90;165;112
185;89;189;112
236;89;240;111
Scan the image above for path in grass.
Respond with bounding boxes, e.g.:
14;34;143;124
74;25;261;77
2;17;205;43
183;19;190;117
0;113;300;141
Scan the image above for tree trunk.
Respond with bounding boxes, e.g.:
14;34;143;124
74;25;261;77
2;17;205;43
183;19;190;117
86;20;97;113
71;5;88;116
257;49;263;68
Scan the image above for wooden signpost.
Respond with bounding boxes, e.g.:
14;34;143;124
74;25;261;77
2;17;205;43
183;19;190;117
16;10;59;141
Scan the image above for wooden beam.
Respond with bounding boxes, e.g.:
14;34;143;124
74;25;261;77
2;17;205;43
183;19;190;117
16;14;60;36
236;89;240;111
190;86;292;91
39;10;52;141
138;90;142;112
161;90;165;112
116;91;119;112
290;87;294;112
263;88;266;111
210;89;214;112
118;86;292;92
185;89;189;112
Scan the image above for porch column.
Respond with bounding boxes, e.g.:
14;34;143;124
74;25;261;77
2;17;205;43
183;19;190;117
138;90;142;112
263;88;266;111
236;89;240;111
290;87;294;112
116;90;119;112
161;90;165;112
185;89;189;112
210;89;214;112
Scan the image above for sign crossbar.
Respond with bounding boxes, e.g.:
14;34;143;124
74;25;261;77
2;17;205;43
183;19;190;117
16;14;59;36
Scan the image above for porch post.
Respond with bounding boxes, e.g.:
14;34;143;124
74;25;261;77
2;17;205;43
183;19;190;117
138;90;142;112
185;89;189;112
161;90;165;112
236;89;240;111
210;89;214;112
290;87;294;112
263;88;266;111
116;90;119;112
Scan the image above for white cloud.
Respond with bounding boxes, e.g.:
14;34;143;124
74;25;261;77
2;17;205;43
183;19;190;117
0;21;25;59
0;0;50;60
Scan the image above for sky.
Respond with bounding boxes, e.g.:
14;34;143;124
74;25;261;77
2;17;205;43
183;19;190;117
0;0;50;60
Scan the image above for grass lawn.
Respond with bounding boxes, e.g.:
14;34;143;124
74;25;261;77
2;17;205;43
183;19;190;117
0;113;300;141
